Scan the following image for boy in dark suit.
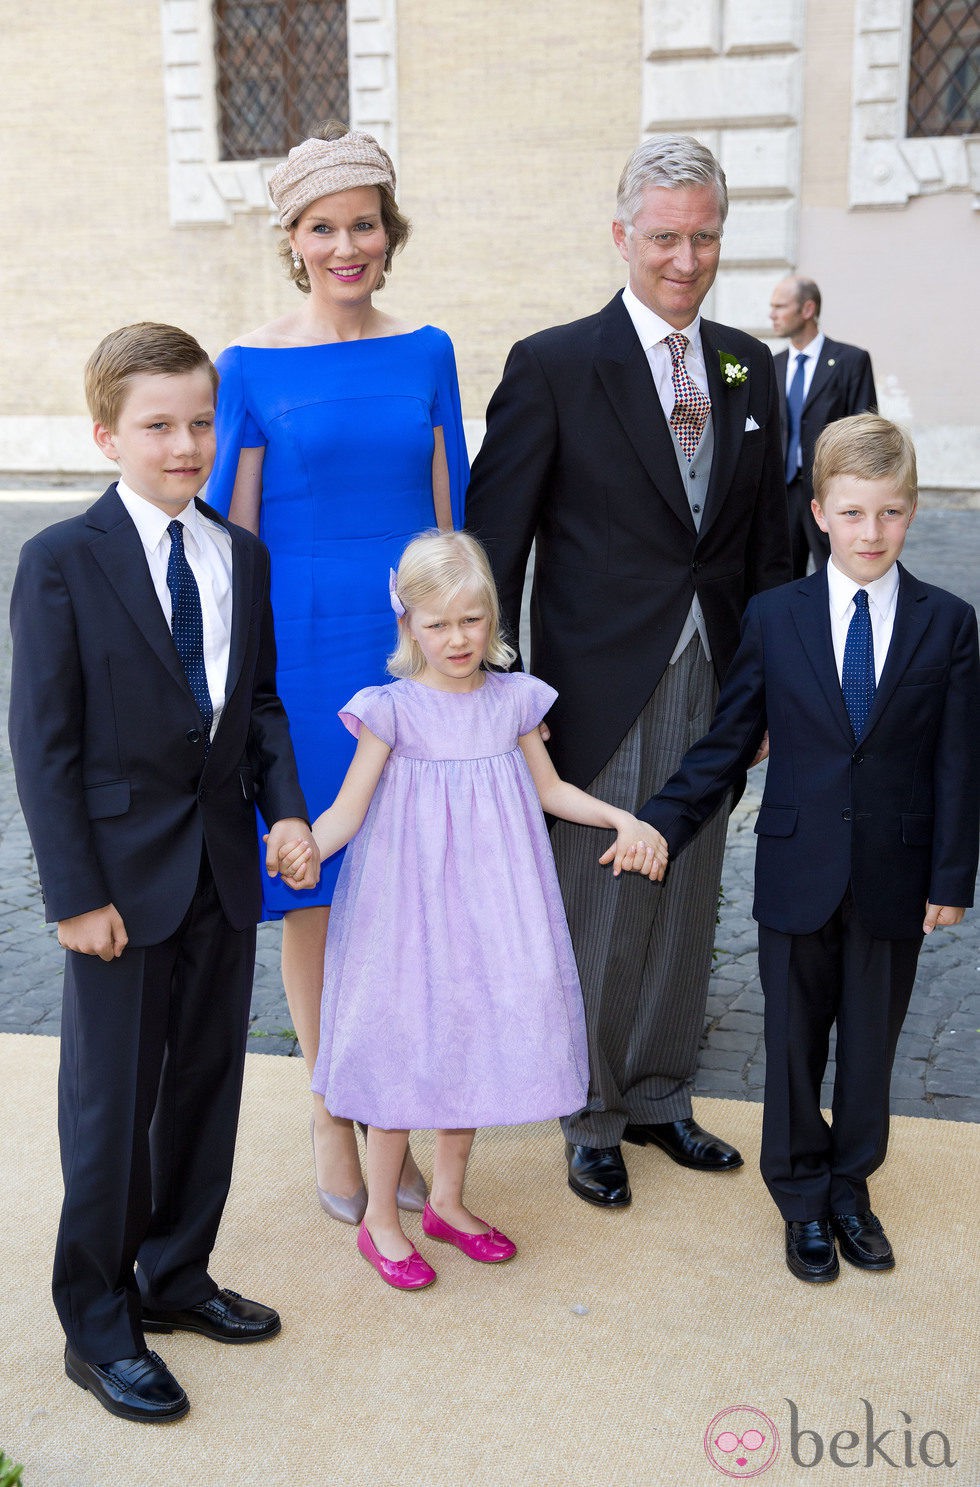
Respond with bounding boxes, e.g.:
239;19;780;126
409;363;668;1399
639;413;980;1282
8;324;319;1420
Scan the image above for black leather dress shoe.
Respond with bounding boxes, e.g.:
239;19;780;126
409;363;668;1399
832;1211;895;1270
785;1219;840;1282
623;1118;743;1171
142;1288;281;1343
64;1347;189;1422
565;1142;631;1207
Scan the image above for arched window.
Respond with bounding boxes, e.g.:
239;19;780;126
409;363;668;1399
213;0;349;161
907;0;980;137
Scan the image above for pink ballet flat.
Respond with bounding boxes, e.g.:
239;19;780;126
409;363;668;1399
421;1202;517;1263
356;1223;436;1290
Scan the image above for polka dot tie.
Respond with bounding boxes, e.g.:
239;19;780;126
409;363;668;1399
166;520;213;738
841;587;875;739
664;331;711;461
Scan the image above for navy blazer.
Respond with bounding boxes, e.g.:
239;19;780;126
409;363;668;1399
640;564;980;940
8;485;307;944
775;336;877;502
466;293;791;790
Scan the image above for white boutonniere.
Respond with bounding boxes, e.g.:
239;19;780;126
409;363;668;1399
719;350;748;387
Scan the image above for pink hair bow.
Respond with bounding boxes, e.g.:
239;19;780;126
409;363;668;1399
389;568;405;617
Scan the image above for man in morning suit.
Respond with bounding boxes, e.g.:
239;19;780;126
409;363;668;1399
640;415;980;1280
465;136;792;1208
770;274;877;577
8;323;318;1421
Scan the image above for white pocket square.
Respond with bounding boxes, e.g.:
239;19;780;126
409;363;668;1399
744;415;760;432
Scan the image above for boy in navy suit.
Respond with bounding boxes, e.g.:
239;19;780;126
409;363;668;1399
639;414;980;1282
9;324;318;1419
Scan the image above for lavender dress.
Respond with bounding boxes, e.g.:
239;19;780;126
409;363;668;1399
311;671;589;1129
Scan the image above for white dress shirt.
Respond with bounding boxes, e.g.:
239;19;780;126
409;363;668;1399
784;331;825;404
621;287;711;665
825;557;899;687
117;481;233;735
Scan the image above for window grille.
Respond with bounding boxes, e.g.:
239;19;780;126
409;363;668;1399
907;0;980;137
213;1;349;161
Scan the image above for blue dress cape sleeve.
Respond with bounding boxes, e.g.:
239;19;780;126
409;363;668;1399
339;685;397;747
511;672;558;735
206;345;267;518
430;331;469;528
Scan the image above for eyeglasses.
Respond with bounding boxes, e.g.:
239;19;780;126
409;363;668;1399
634;230;723;254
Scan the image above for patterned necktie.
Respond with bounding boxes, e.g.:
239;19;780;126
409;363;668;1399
841;587;875;739
664;332;711;461
784;351;806;483
166;520;213;737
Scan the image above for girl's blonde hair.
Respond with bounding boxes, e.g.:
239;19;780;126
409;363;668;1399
387;530;517;679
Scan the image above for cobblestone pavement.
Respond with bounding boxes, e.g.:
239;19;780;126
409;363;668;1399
1;489;977;1122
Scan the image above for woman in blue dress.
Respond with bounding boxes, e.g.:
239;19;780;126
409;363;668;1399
207;123;468;1222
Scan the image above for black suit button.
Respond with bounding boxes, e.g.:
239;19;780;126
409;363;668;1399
693;503;701;513
186;728;202;745
692;560;702;573
852;752;864;765
842;809;852;822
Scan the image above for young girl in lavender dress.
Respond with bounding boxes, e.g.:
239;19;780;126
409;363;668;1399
279;532;667;1290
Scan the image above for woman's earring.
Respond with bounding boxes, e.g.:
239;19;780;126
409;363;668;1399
292;251;302;269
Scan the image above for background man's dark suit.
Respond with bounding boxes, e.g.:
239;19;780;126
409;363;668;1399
9;486;307;1361
641;564;980;1215
466;289;791;1178
775;337;877;574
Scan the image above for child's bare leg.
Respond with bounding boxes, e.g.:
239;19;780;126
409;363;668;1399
430;1129;488;1234
283;906;424;1200
364;1128;414;1259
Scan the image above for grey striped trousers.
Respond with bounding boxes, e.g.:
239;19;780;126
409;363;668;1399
554;637;730;1147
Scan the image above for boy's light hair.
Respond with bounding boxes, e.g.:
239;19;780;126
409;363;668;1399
84;322;219;431
388;530;517;679
812;413;918;509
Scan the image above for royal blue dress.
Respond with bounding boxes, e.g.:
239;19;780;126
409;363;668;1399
207;327;469;915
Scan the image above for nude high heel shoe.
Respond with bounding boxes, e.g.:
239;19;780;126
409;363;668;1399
356;1121;429;1212
311;1119;367;1225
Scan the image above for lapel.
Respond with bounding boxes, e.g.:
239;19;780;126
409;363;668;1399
803;337;842;412
202;496;254;710
592;295;695;534
86;485;191;701
789;567;855;744
861;564;932;736
699;318;752;539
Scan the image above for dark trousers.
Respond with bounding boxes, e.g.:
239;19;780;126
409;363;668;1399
53;852;256;1363
787;474;830;579
757;887;921;1221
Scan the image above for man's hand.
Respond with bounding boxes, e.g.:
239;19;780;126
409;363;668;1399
58;905;128;961
922;902;965;935
750;731;770;767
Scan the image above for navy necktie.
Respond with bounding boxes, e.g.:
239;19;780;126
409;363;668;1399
842;588;875;739
166;520;213;737
784;352;806;484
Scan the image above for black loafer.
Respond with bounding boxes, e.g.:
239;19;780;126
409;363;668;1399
143;1287;281;1343
565;1142;631;1207
785;1219;840;1282
64;1347;189;1422
623;1118;743;1171
832;1211;895;1270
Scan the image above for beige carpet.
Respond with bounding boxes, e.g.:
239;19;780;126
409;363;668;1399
1;1033;977;1487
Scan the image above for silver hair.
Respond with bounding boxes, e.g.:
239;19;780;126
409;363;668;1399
615;134;729;229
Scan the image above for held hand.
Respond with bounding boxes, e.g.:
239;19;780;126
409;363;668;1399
922;902;965;935
750;730;770;768
265;819;321;890
58;904;129;961
538;720;551;744
597;815;669;879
